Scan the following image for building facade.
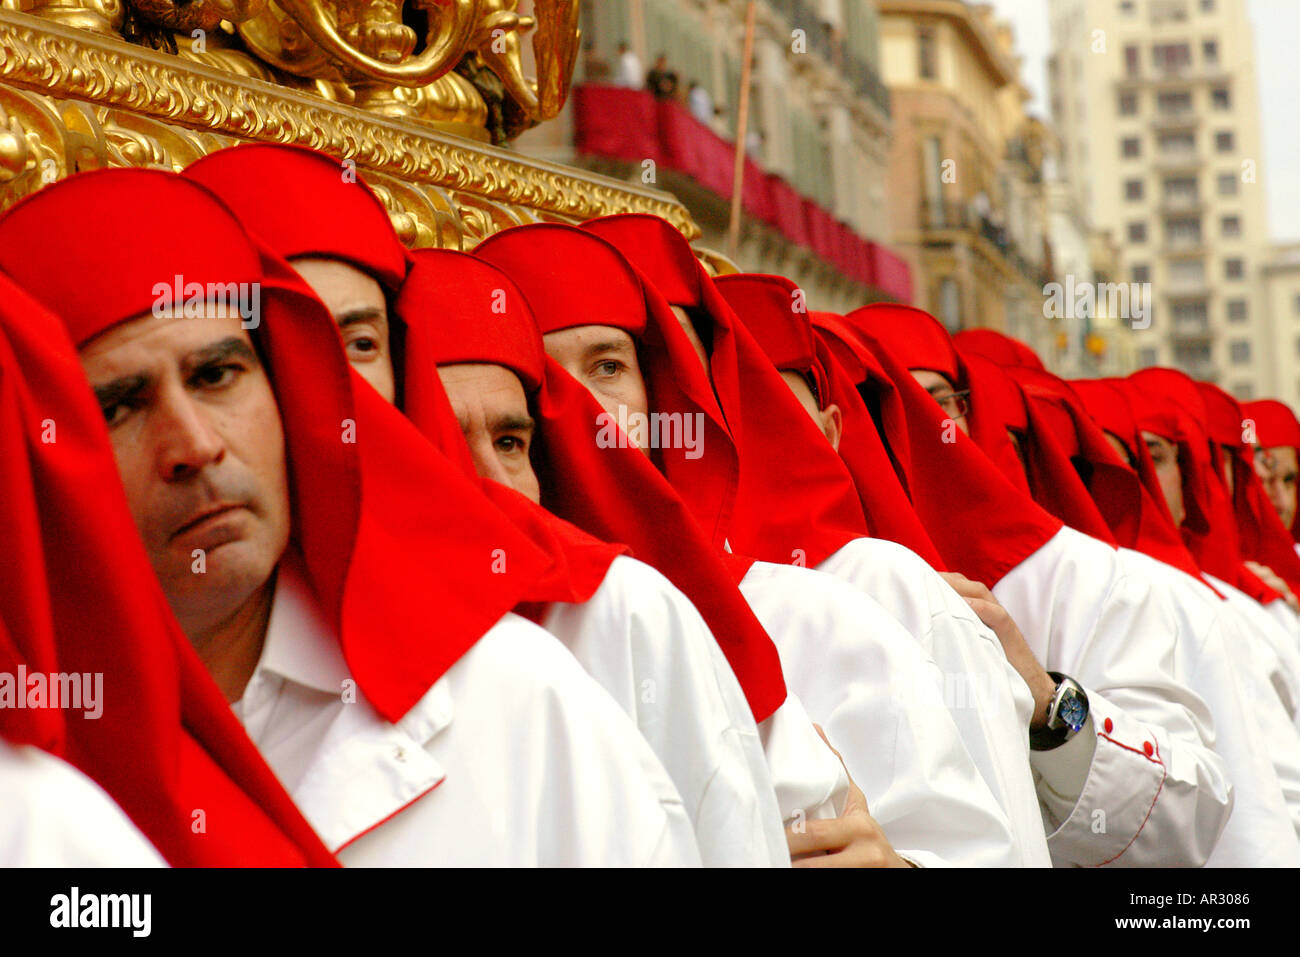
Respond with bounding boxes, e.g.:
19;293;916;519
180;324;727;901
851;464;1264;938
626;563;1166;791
874;0;1058;361
1048;0;1272;400
517;0;908;314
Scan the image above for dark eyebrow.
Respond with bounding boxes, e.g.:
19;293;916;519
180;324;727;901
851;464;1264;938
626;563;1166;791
92;373;151;410
490;413;535;435
337;307;386;330
583;339;635;361
180;336;259;378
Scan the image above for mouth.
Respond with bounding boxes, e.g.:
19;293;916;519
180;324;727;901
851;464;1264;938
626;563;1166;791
171;503;247;542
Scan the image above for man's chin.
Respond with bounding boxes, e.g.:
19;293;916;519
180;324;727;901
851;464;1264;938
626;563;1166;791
156;544;279;634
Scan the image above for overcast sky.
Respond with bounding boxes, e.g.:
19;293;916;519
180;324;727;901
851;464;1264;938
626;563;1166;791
981;0;1300;244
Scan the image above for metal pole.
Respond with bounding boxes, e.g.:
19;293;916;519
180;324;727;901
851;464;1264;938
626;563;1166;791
727;1;758;259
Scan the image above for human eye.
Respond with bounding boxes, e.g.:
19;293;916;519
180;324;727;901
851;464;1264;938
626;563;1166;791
495;435;528;455
591;358;623;378
191;361;245;389
344;333;381;358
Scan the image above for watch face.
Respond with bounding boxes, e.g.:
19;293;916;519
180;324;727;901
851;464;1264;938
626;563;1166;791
1059;692;1087;733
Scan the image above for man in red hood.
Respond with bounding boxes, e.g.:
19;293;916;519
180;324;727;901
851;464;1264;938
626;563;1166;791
1243;399;1300;546
477;220;1042;867
0;167;703;867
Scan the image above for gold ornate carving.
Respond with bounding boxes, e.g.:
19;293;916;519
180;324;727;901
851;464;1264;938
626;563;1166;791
0;14;700;251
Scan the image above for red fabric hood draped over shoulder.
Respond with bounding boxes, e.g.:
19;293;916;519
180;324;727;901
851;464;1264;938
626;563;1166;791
958;353;1131;547
839;304;1064;587
1124;369;1276;602
1198;382;1300;595
0;270;335;866
0;167;552;726
474;222;788;723
580;213;870;569
393;248;627;609
1066;379;1208;582
1242;399;1300;543
711;272;945;569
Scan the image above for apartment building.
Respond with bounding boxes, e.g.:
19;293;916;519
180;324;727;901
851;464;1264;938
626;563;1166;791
1048;0;1272;399
875;0;1058;360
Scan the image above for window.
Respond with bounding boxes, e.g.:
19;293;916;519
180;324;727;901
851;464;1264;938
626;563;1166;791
1157;90;1193;115
1120;0;1136;13
1203;40;1218;65
1294;293;1300;316
1125;45;1141;77
1216;130;1235;152
1230;340;1251;363
938;277;961;332
1169;258;1205;286
1235;383;1254;400
1227;299;1248;321
1218;172;1239;195
1129;221;1148;242
1163;176;1199;205
1132;263;1151;283
1119;91;1138;115
1122;136;1142;158
1125;179;1145;200
1159;130;1196;155
1153;43;1191;76
1201;0;1216;10
1221;215;1241;237
1139;346;1159;367
1224;257;1244;280
1212;87;1232;110
1166;216;1202;245
918;25;937;80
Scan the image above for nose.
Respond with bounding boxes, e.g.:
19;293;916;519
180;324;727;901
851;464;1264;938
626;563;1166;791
155;385;225;481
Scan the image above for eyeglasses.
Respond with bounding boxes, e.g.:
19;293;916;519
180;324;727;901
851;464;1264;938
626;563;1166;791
931;389;971;420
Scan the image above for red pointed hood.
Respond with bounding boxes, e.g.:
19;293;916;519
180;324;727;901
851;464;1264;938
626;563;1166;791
0;167;552;725
0;267;336;867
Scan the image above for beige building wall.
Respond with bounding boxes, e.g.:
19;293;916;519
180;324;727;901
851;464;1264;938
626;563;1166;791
1261;244;1300;407
876;0;1057;361
1048;0;1272;400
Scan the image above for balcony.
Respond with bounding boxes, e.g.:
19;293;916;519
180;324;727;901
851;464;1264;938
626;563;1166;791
1164;279;1211;299
1170;317;1213;341
1151;111;1199;131
1162;236;1206;256
1158;193;1204;214
1153;151;1204;172
767;0;891;117
917;200;1046;284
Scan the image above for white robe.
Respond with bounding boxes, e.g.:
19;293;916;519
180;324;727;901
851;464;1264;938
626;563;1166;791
0;739;166;866
1116;549;1300;865
1203;574;1300;722
992;525;1234;866
234;570;703;866
738;559;1022;867
541;554;789;866
818;538;1050;866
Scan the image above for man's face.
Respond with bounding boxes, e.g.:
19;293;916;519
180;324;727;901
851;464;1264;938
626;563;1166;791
543;325;652;457
1256;445;1299;527
779;370;842;451
1142;430;1186;526
436;363;541;504
79;312;290;643
291;257;396;404
910;369;970;435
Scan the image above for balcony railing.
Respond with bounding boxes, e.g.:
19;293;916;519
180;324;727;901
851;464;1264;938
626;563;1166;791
918;200;1047;283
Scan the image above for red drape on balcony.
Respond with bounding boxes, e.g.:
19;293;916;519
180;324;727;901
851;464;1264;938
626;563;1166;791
571;85;911;301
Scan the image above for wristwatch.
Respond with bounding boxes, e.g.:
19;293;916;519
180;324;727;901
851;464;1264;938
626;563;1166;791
1029;672;1089;751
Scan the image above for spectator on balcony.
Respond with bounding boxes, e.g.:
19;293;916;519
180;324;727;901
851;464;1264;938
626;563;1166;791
615;42;642;89
688;81;714;125
646;54;679;99
582;43;611;83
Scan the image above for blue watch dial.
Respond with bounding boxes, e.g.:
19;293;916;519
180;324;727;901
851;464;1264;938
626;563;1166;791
1059;694;1087;733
